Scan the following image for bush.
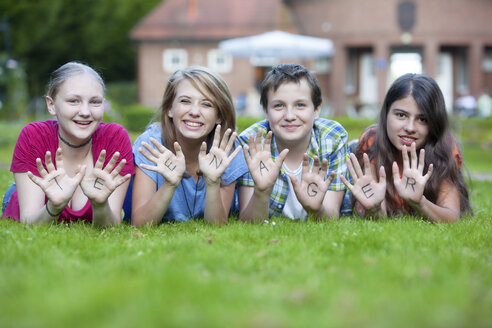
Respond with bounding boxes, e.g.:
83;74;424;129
333;116;376;140
236;116;263;133
122;104;156;133
0;56;29;120
105;81;138;106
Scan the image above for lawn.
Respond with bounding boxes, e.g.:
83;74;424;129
0;118;491;327
0;177;490;327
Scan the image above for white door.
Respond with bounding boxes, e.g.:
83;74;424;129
436;52;453;113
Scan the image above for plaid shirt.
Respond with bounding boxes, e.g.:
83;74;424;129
238;118;352;217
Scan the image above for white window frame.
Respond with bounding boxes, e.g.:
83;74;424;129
483;48;492;72
207;49;232;73
163;49;188;73
314;57;331;73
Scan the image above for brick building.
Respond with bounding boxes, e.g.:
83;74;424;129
131;0;492;116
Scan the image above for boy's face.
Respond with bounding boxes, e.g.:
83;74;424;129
264;79;320;148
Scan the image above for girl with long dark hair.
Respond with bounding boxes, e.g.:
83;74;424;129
341;73;471;222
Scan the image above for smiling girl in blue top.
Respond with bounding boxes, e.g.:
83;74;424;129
131;66;248;226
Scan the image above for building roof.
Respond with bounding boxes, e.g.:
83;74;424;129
130;0;296;42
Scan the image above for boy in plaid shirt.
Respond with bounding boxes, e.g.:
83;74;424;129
238;64;350;222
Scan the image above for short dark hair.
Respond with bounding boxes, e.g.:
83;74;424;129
260;63;322;110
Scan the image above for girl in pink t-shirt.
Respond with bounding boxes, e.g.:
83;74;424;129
2;62;134;226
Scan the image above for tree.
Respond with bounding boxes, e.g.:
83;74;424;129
0;0;162;98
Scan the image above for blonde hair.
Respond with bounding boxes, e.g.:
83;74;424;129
158;66;236;150
47;61;105;100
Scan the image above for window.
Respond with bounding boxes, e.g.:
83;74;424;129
483;47;492;72
163;49;188;72
314;57;331;73
388;52;422;84
207;49;232;73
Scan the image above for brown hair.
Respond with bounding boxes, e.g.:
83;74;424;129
260;63;322;110
158;66;236;151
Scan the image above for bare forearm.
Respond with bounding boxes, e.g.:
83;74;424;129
309;191;344;220
132;184;177;227
91;201;121;227
409;196;459;223
355;201;387;219
240;188;271;223
21;200;67;225
308;206;338;220
204;181;227;225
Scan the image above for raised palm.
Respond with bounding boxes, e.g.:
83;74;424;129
27;148;86;208
289;154;335;213
243;129;288;192
138;138;186;187
199;125;241;184
341;152;386;211
393;143;433;205
80;150;131;204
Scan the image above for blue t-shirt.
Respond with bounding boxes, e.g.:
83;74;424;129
133;123;248;222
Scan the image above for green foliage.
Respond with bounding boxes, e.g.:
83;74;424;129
0;55;29;120
101;105;122;126
0;120;23;164
327;116;376;141
103;81;154;130
106;81;138;107
0;0;162;96
451;117;492;145
236;116;264;133
121;104;156;133
0;181;491;327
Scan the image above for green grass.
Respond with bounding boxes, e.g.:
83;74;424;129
0;190;490;328
0;120;23;167
451;117;492;173
0;114;491;327
0;159;491;327
462;143;492;172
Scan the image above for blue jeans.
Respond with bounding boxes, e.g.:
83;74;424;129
2;183;16;213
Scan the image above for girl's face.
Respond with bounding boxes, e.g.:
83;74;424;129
47;73;104;144
167;79;221;144
386;95;429;151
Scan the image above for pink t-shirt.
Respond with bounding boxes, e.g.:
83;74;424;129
2;120;135;222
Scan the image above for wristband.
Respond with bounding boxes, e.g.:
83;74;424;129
46;201;63;217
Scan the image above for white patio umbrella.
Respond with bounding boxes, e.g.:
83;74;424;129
218;30;334;59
